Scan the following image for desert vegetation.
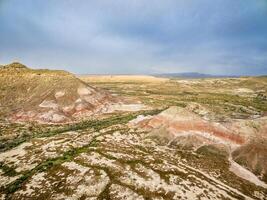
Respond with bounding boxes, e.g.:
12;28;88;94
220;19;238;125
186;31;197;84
1;65;267;199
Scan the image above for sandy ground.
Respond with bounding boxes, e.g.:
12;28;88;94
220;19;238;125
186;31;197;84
79;75;168;83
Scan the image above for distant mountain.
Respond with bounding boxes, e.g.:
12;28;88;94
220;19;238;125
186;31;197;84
155;72;238;79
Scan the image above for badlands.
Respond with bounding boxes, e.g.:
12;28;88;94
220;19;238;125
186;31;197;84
0;63;267;199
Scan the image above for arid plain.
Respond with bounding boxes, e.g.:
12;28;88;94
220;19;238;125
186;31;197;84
1;63;267;200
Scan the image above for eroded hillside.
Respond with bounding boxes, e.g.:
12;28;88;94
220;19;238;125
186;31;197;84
0;72;267;199
0;63;119;123
0;63;146;124
1;108;267;199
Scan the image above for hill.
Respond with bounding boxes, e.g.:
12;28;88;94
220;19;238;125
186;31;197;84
0;62;116;123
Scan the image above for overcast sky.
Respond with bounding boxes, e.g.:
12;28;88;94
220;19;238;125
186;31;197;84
0;0;267;75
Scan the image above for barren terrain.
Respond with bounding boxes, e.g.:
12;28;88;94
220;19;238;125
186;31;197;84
1;66;267;199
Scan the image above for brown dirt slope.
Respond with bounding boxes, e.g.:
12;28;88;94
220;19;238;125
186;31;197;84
0;62;116;123
232;137;267;183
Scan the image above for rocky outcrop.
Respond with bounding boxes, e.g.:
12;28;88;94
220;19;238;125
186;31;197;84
133;106;245;150
131;106;267;184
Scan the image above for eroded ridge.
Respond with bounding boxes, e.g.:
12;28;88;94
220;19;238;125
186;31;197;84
1;112;267;200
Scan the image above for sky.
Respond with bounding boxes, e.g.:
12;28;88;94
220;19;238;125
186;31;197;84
0;0;267;75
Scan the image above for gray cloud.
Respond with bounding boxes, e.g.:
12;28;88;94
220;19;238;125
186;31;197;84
0;0;267;75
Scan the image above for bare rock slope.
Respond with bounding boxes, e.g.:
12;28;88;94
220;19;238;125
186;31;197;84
131;106;267;187
0;62;116;123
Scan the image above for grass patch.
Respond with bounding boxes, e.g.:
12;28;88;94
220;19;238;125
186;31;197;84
0;162;18;177
1;109;163;152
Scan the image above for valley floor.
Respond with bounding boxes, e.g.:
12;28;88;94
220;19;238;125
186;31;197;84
1;76;267;199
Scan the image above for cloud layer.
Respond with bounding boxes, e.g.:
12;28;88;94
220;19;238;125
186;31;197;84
0;0;267;75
